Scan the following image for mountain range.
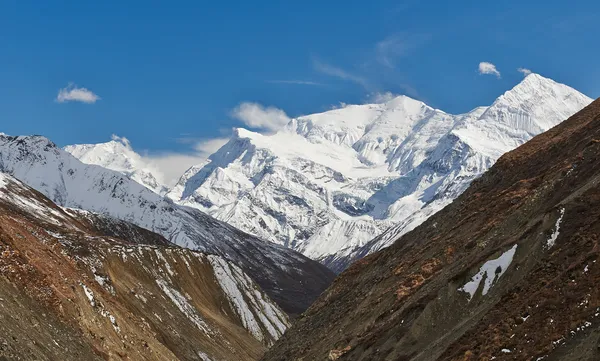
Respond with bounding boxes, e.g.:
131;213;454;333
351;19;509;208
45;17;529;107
65;73;592;272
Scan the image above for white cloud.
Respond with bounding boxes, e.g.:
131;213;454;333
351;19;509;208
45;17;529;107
230;102;290;132
312;58;370;89
56;83;100;104
478;62;501;78
144;153;208;185
517;67;532;76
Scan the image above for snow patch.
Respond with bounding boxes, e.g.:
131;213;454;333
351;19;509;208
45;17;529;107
458;244;518;301
546;208;565;248
81;283;95;307
197;351;213;361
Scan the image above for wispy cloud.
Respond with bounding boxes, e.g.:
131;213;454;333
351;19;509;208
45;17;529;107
311;33;429;96
312;57;370;90
266;80;324;86
230;102;290;132
375;33;429;69
56;83;100;104
478;62;501;78
517;67;532;76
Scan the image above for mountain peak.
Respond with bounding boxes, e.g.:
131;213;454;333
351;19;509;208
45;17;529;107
505;72;588;99
381;94;424;107
481;72;592;127
64;139;169;195
232;127;262;140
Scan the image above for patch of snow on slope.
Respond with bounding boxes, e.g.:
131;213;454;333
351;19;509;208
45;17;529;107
81;283;96;307
197;351;213;361
459;244;518;301
547;208;565;248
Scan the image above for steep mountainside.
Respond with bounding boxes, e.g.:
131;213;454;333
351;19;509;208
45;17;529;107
264;99;600;360
161;74;591;271
0;172;288;360
0;135;335;315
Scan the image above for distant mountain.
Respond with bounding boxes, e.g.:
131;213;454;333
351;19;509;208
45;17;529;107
0;135;335;315
0;171;287;360
64;137;168;195
158;73;591;271
264;94;600;361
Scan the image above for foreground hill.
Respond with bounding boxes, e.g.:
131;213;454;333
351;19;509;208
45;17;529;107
263;99;600;360
0;172;288;360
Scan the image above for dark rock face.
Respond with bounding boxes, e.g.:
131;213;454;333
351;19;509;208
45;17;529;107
264;99;600;360
332;193;374;217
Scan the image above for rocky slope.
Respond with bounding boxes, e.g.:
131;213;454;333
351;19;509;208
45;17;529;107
0;171;289;360
0;135;335;315
263;98;600;360
157;74;590;272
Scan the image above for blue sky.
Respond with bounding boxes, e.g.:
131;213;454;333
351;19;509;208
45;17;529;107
1;0;599;181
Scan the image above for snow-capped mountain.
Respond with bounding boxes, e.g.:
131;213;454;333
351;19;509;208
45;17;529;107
64;137;168;195
0;135;335;314
160;74;591;271
323;73;594;270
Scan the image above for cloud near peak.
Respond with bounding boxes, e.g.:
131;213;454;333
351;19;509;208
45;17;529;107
517;67;532;76
56;84;100;104
230;102;291;132
478;62;501;78
111;134;131;147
